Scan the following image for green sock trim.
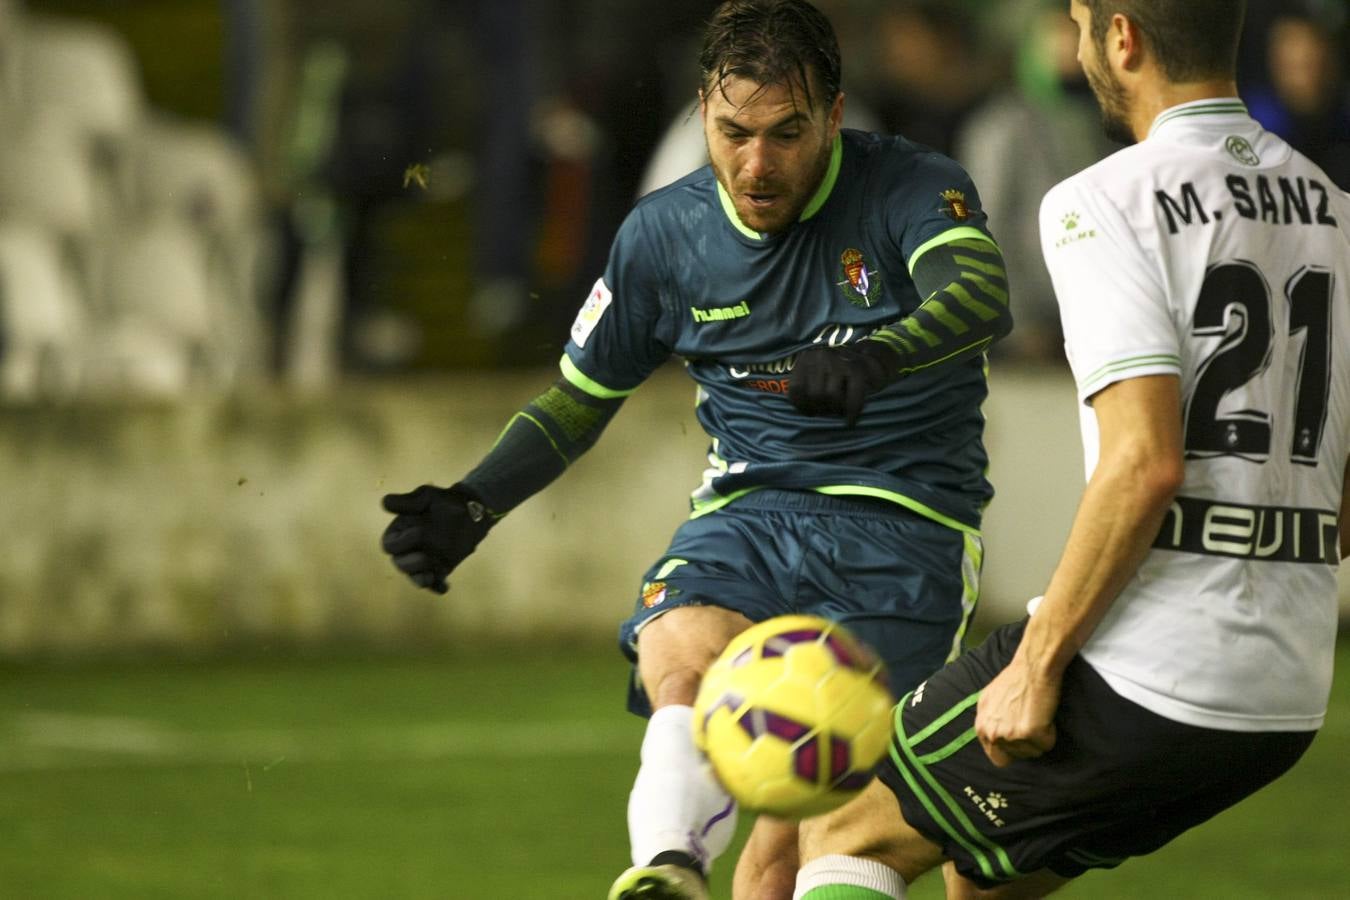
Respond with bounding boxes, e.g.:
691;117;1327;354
800;886;896;900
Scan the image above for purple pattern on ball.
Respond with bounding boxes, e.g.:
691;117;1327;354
829;736;851;779
824;634;858;669
764;710;810;742
794;736;820;782
761;629;824;658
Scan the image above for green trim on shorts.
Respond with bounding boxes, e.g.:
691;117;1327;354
812;486;979;535
947;533;983;661
891;690;1024;883
689;484;980;536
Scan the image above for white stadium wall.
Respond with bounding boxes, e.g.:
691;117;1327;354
0;365;1345;657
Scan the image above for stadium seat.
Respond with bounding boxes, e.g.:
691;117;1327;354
17;14;146;223
0;220;87;399
133;114;273;380
86;212;219;397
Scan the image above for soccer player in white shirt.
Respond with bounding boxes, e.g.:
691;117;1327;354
791;1;1350;897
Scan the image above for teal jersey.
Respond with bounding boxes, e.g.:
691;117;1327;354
562;129;999;531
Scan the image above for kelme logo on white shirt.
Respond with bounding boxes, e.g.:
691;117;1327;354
1054;211;1098;249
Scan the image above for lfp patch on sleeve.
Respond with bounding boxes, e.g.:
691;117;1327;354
570;278;613;349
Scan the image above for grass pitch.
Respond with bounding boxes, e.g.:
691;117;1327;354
1;640;1346;898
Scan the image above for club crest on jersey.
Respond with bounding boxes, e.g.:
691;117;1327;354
837;248;882;307
940;189;971;222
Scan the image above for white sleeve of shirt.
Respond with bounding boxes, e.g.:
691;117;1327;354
1038;176;1183;406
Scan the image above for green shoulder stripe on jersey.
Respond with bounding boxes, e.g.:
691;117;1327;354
559;354;637;399
716;133;843;239
1079;354;1182;394
907;226;996;274
891;695;1024;883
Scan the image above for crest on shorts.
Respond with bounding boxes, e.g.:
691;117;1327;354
940;189;971;222
641;581;669;608
836;248;882;307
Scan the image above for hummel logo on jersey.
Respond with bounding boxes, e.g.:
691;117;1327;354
691;301;750;323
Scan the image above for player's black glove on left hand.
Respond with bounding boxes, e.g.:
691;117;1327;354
788;341;898;426
380;483;494;594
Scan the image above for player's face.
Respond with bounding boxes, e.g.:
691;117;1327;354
702;74;843;234
1070;0;1134;144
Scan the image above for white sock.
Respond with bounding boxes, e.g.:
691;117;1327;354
627;704;739;871
794;854;907;899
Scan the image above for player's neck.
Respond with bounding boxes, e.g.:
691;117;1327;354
1130;78;1241;141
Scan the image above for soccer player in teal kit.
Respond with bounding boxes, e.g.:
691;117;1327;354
379;2;1012;897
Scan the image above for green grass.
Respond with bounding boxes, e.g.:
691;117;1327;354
1;641;1347;899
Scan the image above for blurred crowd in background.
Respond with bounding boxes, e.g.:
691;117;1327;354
0;0;1347;400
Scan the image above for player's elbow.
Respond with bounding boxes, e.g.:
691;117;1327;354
1126;448;1184;513
1102;440;1183;513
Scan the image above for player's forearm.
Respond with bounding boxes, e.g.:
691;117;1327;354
460;378;624;514
1020;376;1185;680
865;237;1013;375
1022;459;1180;678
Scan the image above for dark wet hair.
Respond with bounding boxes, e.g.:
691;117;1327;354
1082;0;1246;81
699;0;842;110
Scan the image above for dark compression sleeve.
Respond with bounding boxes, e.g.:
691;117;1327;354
865;237;1012;375
459;378;624;515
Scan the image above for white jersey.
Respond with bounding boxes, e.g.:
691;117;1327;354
1039;98;1350;732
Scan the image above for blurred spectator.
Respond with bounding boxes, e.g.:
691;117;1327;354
864;0;996;155
953;0;1115;363
1246;5;1350;189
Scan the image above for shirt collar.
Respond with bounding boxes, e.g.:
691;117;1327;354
1147;97;1249;139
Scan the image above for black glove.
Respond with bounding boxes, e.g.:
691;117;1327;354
787;341;896;426
380;483;494;594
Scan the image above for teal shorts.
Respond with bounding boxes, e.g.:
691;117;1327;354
619;489;982;716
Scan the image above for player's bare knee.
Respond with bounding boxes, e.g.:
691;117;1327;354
636;605;754;707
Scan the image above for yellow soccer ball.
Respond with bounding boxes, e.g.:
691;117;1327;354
693;614;895;818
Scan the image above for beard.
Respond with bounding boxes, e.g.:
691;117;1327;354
709;135;833;234
1084;56;1135;144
